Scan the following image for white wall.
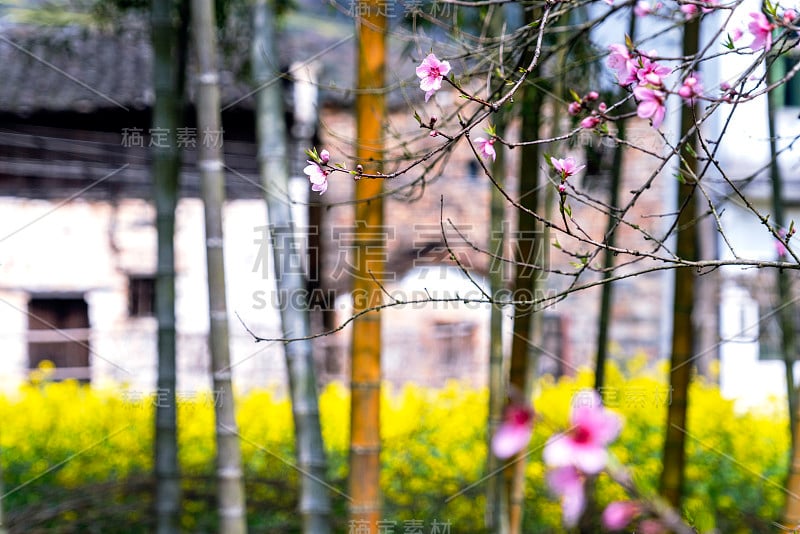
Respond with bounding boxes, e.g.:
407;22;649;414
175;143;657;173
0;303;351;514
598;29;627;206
0;196;287;395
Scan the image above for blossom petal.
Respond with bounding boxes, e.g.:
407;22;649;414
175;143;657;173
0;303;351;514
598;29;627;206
491;419;533;459
543;434;574;467
602;501;639;531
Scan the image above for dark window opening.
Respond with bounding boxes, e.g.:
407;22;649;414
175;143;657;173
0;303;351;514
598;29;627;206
129;276;156;317
28;296;91;382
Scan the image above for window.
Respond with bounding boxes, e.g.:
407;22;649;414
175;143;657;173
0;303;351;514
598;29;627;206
432;321;476;364
28;296;91;382
129;275;156;317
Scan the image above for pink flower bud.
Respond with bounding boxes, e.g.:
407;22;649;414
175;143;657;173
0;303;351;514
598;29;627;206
558;183;567;193
580;116;601;129
319;149;330;164
598;102;607;112
568;102;582;116
429;130;439;137
586;91;599;101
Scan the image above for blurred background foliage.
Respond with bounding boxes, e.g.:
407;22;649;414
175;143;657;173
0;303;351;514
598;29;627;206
0;359;789;532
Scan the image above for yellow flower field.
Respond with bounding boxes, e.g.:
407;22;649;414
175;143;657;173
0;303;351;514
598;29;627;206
0;362;790;532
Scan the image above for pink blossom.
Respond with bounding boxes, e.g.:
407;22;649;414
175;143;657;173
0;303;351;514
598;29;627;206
598;102;607;112
634;1;662;16
304;160;330;195
776;238;787;257
568;101;582;116
581;115;601;129
547;466;586;528
551;157;586;178
680;3;698;18
634;54;670;87
678;73;703;105
602;501;639;531
784;9;798;24
416;53;452;102
543;389;622;474
319;149;330;164
633;86;667;129
776;228;789;257
491;402;534;459
586;91;600;101
474;137;497;162
732;27;744;41
608;44;636;86
748;12;774;51
558;183;567;194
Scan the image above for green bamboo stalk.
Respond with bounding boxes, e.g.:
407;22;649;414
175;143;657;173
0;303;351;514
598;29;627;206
594;9;637;392
485;119;509;534
659;14;700;508
768;55;800;524
151;0;187;531
506;80;543;534
191;0;248;531
252;1;332;531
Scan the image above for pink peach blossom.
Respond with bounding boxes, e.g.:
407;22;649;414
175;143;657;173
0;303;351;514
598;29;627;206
608;44;637;85
581;115;601;129
633;86;667;129
304;159;330;195
491;402;534;458
678;73;703;105
551;157;586;179
634;0;662;16
543;389;622;474
634;54;671;87
568;101;582;116
776;228;789;257
474;137;497;162
748;12;774;50
416;53;452;102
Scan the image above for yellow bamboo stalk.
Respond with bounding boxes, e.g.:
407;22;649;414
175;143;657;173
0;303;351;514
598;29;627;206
349;2;386;532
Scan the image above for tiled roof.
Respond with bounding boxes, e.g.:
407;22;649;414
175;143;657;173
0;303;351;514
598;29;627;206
0;9;426;115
